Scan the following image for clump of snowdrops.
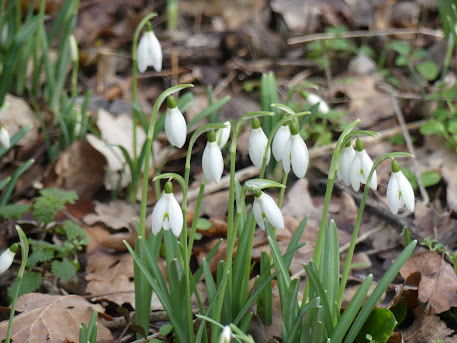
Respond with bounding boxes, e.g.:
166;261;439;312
124;15;417;343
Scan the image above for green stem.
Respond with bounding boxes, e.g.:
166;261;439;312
187;179;206;258
336;152;412;308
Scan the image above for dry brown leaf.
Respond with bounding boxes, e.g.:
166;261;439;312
44;140;106;198
1;94;40;146
402;306;454;343
400;250;457;314
85;250;163;310
336;74;394;128
0;293;112;342
83;199;139;230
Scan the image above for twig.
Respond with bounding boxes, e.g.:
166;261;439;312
339;224;386;253
390;94;430;205
288;27;444;45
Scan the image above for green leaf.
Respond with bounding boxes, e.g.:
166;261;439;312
159;324;173;336
196;218;212;230
421;171;441;188
62;220;89;244
416;60;439;81
420;121;445;136
8;271;42;300
355;308;397;343
0;204;30;220
27;249;55;267
33;188;78;224
51;259;77;283
390;300;407;326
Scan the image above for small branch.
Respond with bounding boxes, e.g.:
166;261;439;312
288;27;444;45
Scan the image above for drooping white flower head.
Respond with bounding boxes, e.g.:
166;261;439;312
253;191;284;230
249;118;270;168
202;130;224;184
0;244;17;274
216;121;231;149
350;138;377;192
137;29;162;73
281;122;309;178
337;142;356;186
219;325;232;343
272;124;290;161
307;93;330;114
0;126;10;149
151;182;183;237
386;159;415;215
69;35;78;63
165;96;187;148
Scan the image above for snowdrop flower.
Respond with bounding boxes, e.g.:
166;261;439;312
0;126;10;149
249;118;270;168
387;159;415;214
307;93;330;114
0;244;17;274
151;182;183;237
219;325;232;343
202;130;224;184
137;29;162;72
337;142;356;186
281;122;309;178
165;96;186;148
69;35;78;63
272;124;290;161
253;191;284;230
350;138;377;192
216;121;231;148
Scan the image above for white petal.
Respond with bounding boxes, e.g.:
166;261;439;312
282;138;291;174
0;248;15;274
350;153;362;192
151;194;167;234
338;146;356;186
0;127;10;149
216;121;231;148
387;172;401;215
165;107;187;148
137;31;162;72
360;150;377;190
202;141;224;183
168;193;183;237
307;93;329;114
398;171;415;212
272;125;290;161
260;193;284;230
249;127;270;168
252;197;265;230
219;325;232;343
290;134;309;178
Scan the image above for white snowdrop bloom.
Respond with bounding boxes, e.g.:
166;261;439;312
0;245;17;274
202;130;224;184
337;143;356;186
307;93;330;114
151;182;183;237
350;138;377;192
219;325;232;343
165;96;187;148
249;118;270;168
272;124;290;161
69;35;78;62
216;121;231;148
253;191;284;230
0;126;10;149
387;159;415;214
281;123;309;178
137;30;162;72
